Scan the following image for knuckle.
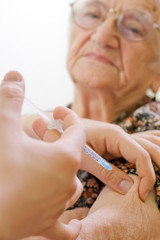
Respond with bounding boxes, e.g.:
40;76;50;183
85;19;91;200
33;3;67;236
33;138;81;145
109;124;123;133
139;149;150;161
114;126;128;139
114;125;123;132
153;145;160;152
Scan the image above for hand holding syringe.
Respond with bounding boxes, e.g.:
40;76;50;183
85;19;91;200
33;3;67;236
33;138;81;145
25;97;112;171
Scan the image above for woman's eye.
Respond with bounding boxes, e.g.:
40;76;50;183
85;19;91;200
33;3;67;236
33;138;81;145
129;27;141;35
123;20;144;36
85;12;101;19
90;13;100;18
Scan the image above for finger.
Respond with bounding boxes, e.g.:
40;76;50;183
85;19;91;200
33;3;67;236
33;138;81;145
81;151;133;195
53;106;86;157
65;176;83;209
132;134;160;147
0;71;25;131
32;118;61;141
106;131;155;201
133;130;160;137
41;219;81;240
132;136;160;168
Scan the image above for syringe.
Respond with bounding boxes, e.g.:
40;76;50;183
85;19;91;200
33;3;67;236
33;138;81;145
24;97;112;171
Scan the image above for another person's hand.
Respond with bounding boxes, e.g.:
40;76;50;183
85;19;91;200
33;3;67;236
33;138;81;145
81;119;155;202
0;71;86;240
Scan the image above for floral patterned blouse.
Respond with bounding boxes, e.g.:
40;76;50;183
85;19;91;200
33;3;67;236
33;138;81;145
69;96;160;210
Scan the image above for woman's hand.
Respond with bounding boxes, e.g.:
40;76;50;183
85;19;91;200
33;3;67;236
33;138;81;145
80;119;155;202
0;71;86;240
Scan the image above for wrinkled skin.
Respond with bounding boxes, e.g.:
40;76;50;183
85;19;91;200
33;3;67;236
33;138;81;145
68;0;160;122
59;176;160;240
76;176;160;240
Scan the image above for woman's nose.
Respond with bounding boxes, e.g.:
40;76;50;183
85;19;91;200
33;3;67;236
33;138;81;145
91;17;120;48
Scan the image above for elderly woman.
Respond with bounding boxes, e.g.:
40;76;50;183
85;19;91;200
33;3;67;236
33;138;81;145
63;0;160;237
23;0;160;239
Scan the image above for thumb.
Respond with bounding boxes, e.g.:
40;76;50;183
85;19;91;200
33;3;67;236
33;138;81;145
53;106;86;157
0;71;25;131
41;219;81;240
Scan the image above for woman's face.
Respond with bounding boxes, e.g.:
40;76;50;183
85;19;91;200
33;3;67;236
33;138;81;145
67;0;160;96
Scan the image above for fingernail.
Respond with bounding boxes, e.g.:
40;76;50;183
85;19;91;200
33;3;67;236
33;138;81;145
4;72;23;82
119;180;133;194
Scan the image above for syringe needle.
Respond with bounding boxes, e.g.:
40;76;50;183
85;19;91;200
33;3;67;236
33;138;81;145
24;97;112;171
25;97;50;122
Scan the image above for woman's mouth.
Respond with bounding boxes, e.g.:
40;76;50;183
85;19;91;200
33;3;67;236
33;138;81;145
84;53;115;67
